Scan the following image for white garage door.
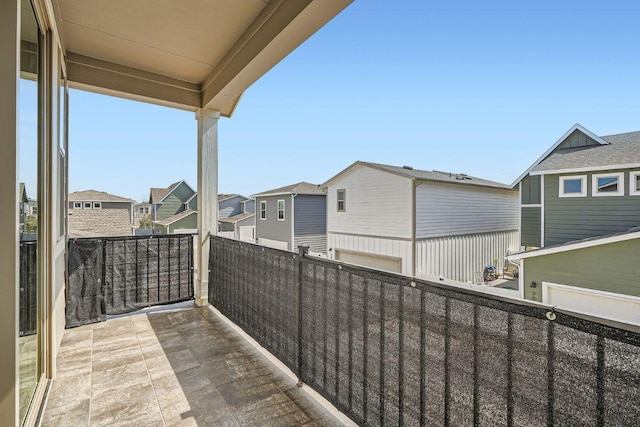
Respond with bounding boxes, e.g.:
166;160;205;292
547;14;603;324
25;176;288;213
239;226;254;242
543;282;640;326
258;238;289;251
335;250;402;273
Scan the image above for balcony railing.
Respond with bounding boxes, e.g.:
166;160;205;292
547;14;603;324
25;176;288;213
209;235;640;426
66;234;194;327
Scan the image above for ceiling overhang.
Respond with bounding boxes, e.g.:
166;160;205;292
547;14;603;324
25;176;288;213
59;0;353;115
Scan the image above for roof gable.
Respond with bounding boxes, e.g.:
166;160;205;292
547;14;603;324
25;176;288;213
69;190;135;203
511;124;609;187
149;180;195;204
253;182;324;197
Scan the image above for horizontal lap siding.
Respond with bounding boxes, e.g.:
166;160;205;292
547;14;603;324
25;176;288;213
415;182;519;239
155;183;195;221
523;239;640;302
327;166;412;239
327;233;413;276
544;171;640;246
256;195;292;251
416;230;520;282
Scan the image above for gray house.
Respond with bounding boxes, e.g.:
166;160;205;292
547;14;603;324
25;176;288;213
510;124;640;324
68;190;135;237
254;182;326;254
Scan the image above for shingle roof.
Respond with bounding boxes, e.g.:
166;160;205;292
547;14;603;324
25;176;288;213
218;212;254;224
68;208;133;238
149;181;182;203
218;194;241;202
253;182;325;197
532;131;640;172
69;190;134;203
157;209;196;226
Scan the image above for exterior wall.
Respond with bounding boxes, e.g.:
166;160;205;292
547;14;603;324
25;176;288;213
243;199;255;214
521;175;541;204
154;182;195;222
187;195;197;211
327;233;413;276
219;195;245;218
415;181;519;238
293;194;326;254
161;213;197;234
326;166;412;239
521;207;541;247
416;229;520;283
522;239;640;303
556;129;600;150
255;195;292;250
543;169;640;246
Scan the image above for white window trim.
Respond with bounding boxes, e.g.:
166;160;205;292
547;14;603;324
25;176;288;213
277;199;285;221
337;189;346;212
93;202;102;209
259;201;267;220
591;172;624;197
630;171;640;196
73;202;82;209
558;175;587;198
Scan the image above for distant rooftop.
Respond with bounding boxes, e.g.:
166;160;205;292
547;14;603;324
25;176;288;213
253;182;325;197
69;190;134;203
532;130;640;172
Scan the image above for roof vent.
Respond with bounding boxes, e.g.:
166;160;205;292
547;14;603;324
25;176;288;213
455;173;472;181
402;165;413;170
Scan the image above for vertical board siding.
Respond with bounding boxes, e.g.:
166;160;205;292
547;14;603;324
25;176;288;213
255;195;292;250
327;166;413;239
294;195;327;254
521;175;541;205
521;207;542;247
415;182;519;239
544;170;640;246
417;230;520;282
328;233;413;276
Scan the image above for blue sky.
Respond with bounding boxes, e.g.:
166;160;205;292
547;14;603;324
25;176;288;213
58;0;640;201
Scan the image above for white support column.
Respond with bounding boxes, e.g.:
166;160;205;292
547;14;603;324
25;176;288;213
195;109;220;306
0;0;20;424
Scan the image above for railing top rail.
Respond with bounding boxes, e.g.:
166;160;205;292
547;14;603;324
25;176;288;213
69;233;196;244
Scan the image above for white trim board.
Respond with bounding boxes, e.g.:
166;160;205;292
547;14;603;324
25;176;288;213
508;231;640;260
530;163;640;176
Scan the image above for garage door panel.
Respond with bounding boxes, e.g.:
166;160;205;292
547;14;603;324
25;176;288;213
335;250;402;274
543;282;640;326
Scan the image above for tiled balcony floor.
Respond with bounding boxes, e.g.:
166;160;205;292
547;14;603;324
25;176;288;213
41;303;344;426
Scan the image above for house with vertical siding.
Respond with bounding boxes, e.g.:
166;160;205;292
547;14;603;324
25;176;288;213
323;161;519;280
509;124;640;323
149;180;196;234
253;182;326;254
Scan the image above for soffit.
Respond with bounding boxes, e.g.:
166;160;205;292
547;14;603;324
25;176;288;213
58;0;268;84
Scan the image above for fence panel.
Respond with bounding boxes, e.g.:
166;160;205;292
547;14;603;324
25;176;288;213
67;234;194;327
208;236;640;426
19;241;38;336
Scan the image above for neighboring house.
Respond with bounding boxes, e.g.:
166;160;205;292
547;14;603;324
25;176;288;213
19;183;28;233
155;209;197;234
133;201;151;219
68;190;134;237
218;194;249;218
509;124;640;323
219;212;255;242
513;124;640;249
323;161;519;280
254;182;326;254
149;180;196;234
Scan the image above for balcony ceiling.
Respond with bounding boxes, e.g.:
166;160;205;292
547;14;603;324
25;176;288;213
56;0;353;115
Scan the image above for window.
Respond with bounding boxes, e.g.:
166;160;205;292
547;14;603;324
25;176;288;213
260;201;267;220
337;189;346;212
630;172;640;196
592;172;624;197
139;207;145;213
277;199;285;221
83;202;92;209
73;202;82;209
559;175;586;198
93;202;102;209
183;202;188;210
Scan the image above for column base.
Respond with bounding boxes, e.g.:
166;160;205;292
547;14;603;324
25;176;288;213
195;296;209;307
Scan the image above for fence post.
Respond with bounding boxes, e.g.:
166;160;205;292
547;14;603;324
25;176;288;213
297;245;309;386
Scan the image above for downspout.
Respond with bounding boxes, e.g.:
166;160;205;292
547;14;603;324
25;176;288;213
412;180;417;277
291;193;296;251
